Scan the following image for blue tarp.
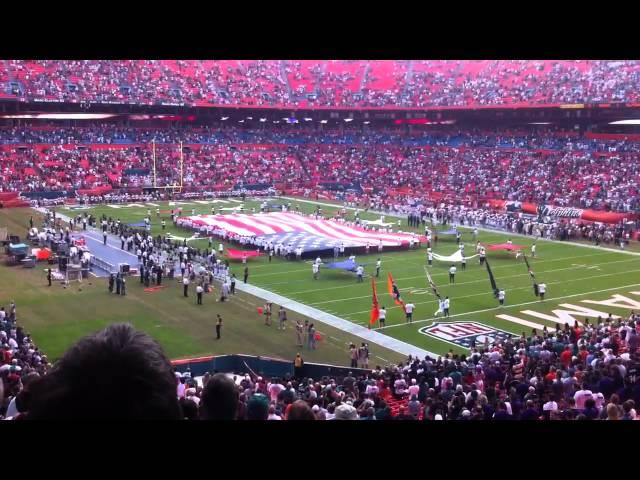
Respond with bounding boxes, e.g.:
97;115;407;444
325;259;366;271
127;222;147;227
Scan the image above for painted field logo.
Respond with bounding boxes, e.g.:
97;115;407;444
419;321;514;348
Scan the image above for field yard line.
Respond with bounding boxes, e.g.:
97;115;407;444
344;266;640;316
232;281;436;359
373;282;640;332
252;250;613;284
278;196;640;257
276;251;622;297
310;256;640;307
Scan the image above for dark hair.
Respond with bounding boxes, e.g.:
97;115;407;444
286;400;316;420
200;373;238;420
180;398;199;420
26;323;181;420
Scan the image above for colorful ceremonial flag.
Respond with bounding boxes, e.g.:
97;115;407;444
387;272;405;307
523;253;539;297
424;266;442;299
370;277;380;326
484;258;500;298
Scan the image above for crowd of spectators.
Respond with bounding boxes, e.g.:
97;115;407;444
0;300;51;420
4;317;640;420
3;60;640;108
1;126;639;214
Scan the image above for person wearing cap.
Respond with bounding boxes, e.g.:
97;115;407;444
333;403;358;420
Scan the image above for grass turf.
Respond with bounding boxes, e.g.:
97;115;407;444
3;197;639;363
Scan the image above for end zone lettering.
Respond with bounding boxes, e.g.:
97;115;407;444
419;321;514;348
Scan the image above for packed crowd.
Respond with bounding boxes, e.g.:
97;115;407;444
4;315;640;420
4;60;640;108
2;126;639;214
1;125;640;152
0;300;51;420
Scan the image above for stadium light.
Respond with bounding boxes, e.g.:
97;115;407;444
238;120;244;123
273;120;280;123
363;121;370;125
259;118;267;122
528;122;551;125
246;116;253;120
221;116;229;121
609;119;640;125
344;118;353;122
320;120;328;124
304;117;313;122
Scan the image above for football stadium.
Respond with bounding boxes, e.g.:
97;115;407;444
1;60;639;420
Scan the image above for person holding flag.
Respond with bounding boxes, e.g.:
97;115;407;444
387;272;406;311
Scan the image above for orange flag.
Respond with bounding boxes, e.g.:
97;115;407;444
387;272;405;308
370;277;380;326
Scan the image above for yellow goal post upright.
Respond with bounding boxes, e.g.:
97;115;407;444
150;139;184;195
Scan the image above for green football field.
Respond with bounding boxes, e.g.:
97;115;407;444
2;196;640;366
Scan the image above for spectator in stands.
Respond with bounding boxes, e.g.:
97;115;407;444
200;373;239;420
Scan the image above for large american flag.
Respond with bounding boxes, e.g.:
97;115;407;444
178;212;423;252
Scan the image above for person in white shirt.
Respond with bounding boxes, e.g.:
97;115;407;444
218;243;224;254
182;276;189;297
427;249;433;267
375;258;381;277
315;256;322;265
356;265;364;282
449;265;457;284
443;297;450;317
348;254;356;263
538;283;546;301
404;303;415;323
196;284;204;305
573;385;593;410
498;289;505;306
312;262;319;280
531;243;536;258
378;306;386;327
435;297;445;316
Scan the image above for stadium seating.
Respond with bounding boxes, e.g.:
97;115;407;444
1;126;638;216
3;61;640;108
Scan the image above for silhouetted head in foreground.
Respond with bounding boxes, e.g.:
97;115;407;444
27;323;181;420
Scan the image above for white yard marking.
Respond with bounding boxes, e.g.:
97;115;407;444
307;256;640;307
344;266;640;316
495;314;551;333
145;203;160;207
373;283;640;332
